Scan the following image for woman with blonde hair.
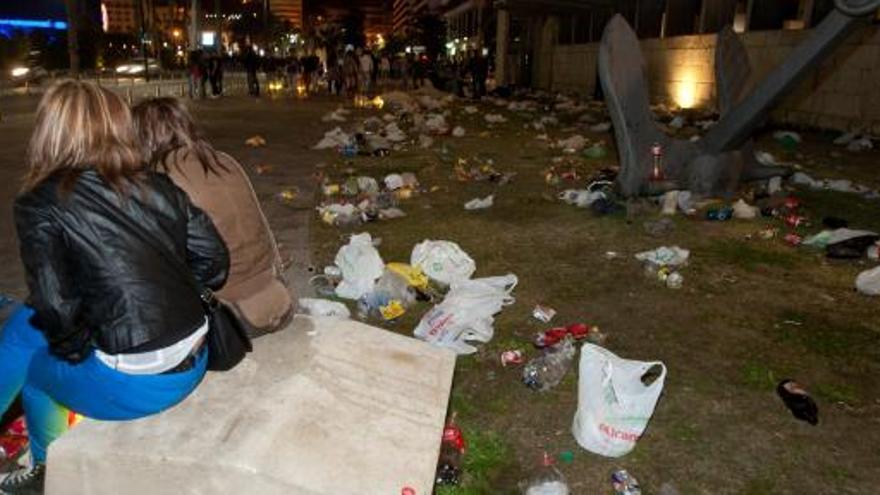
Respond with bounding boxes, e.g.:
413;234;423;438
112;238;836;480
132;97;293;338
0;81;228;493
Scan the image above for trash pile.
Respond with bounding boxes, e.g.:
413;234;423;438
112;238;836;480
636;246;689;289
315;172;418;227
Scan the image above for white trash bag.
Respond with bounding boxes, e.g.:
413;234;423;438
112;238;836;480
856;265;880;296
572;344;666;458
411;240;476;286
298;298;351;319
334;233;385;300
413;274;518;355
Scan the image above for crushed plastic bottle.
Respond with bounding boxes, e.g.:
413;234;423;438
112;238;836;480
520;452;570;495
522;337;577;392
611;470;641;495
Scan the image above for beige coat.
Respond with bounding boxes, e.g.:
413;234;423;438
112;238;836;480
166;149;293;335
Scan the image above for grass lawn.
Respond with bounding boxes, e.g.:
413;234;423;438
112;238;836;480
309;96;880;494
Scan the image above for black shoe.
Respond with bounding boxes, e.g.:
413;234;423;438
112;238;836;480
0;464;45;494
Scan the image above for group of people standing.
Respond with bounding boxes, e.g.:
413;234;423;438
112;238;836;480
188;50;225;99
0;81;293;493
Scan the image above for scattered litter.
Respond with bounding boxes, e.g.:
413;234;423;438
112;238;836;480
668;115;686;129
556;135;587;153
411;240;476;286
573;344;666;457
523;337;576;392
532;305;557;323
314;127;353;150
855;265;880;295
590;122;611;133
321;107;350;122
464;194;494;210
660;191;679;215
419;134;434;149
413;274;518;354
384;173;404;191
435;417;465;486
245;135;267;147
452;126;466;137
790;171;878;198
559;189;605;208
484;113;508;124
298;298;351;319
424;113;449;134
501;350;524;367
846;136;873;152
611;470;642;495
384;122;407;142
706;207;734;221
833;131;856;146
777;379;818;425
520;452;570;495
535;323;604;347
767;176;783;195
583;143;608;159
665;271;684;289
333;233;385;300
773;130;802;147
635;246;689;267
463;105;478;114
732;199;759;219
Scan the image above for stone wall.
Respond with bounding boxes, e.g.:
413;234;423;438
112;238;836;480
549;24;880;133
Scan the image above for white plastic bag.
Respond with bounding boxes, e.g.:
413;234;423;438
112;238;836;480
572;344;666;458
411;240;476;286
413;274;518;354
334;233;385;300
856;265;880;296
298;298;351;319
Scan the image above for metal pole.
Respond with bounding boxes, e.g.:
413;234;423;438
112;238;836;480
140;0;149;81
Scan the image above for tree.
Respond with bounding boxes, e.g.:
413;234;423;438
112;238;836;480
64;0;80;74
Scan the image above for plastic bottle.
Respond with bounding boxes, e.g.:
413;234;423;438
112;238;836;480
522;337;577;392
520;452;570;495
435;418;466;486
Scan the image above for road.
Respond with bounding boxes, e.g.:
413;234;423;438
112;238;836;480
0;91;337;300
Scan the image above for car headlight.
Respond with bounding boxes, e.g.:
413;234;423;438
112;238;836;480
11;67;30;78
116;65;130;73
128;65;145;74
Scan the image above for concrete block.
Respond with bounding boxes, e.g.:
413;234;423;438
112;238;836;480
45;316;457;495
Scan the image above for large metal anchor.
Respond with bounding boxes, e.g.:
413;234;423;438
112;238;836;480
600;0;880;197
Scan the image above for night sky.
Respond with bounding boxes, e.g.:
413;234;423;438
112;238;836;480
0;0;67;19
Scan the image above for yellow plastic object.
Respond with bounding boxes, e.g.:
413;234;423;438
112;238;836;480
386;263;429;290
380;300;406;320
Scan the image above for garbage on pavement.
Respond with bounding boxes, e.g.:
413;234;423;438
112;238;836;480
411;240;476;286
298;298;351;319
572;343;666;457
790;171;878;198
314;127;354;150
413;274;518;354
321;107;350;122
777;379;819;425
635;246;689;268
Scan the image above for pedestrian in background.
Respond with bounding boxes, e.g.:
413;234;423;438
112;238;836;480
244;46;260;97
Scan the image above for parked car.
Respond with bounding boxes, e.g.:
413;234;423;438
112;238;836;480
9;64;48;85
115;58;161;76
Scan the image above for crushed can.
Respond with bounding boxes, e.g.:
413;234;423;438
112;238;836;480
706;207;733;221
501;350;524;367
612;470;642;495
784;233;803;246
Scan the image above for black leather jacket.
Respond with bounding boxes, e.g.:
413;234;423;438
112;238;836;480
14;169;229;362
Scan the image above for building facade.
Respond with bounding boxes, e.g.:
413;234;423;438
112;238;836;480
271;0;305;28
101;0;138;34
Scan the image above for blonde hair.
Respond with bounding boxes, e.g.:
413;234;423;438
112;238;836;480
24;80;143;193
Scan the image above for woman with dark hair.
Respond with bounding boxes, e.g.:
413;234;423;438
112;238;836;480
0;81;228;493
132;97;293;338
